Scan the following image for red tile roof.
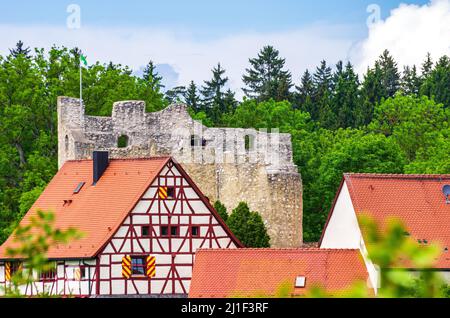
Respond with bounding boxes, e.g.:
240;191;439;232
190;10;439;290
189;248;369;298
0;158;170;259
322;173;450;268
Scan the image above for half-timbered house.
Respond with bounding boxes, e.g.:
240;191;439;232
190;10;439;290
0;151;241;297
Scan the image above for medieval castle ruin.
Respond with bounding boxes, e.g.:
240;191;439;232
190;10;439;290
57;97;303;247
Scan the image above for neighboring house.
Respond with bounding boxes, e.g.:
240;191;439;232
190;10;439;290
320;173;450;291
0;152;241;297
189;248;370;298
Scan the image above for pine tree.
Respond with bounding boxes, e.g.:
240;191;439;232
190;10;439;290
332;62;360;128
143;61;164;91
227;202;270;248
165;86;186;104
421;55;450;108
140;60;167;111
9;41;31;58
295;69;314;112
312;60;334;127
213;201;228;222
184;81;201;112
421;53;434;79
223;89;238;113
378;49;400;98
358;65;383;126
242;46;292;102
401;65;421;96
201;63;229;123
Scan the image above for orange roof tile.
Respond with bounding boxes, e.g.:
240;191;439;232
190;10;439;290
322;173;450;269
0;157;170;260
189;248;369;298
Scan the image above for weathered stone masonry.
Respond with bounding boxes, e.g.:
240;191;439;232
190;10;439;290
57;97;303;247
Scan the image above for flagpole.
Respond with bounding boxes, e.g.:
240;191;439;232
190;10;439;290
79;56;82;108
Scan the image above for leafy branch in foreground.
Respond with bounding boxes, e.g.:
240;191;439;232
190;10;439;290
2;210;83;297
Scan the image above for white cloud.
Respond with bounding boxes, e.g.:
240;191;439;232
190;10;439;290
352;0;450;75
0;23;356;99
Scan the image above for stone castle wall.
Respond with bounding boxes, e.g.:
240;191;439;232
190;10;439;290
57;97;303;247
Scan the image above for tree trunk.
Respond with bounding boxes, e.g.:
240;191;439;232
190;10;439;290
15;142;26;167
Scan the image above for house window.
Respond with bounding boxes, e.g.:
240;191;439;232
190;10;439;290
191;226;200;237
171;226;179;237
142;226;150;237
40;265;57;281
160;226;169;236
131;257;146;276
167;187;175;199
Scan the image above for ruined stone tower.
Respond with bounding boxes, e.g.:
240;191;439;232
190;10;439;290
57;97;302;247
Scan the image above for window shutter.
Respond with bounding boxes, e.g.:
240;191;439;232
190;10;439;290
5;262;11;282
145;256;156;278
122;255;131;279
158;187;168;199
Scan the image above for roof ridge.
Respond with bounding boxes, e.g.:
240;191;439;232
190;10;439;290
65;156;172;163
197;248;360;252
344;173;450;179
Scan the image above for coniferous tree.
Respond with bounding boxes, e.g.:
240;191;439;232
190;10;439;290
421;53;434;79
201;63;229;123
213;201;228;222
332;62;360;128
401;65;421;96
227;202;270;248
358;66;380;126
378;49;400;98
184;81;201;112
223;89;238;113
140;61;166;111
295;69;314;112
312;60;334;127
421;55;450;108
9;41;31;58
165;86;186;104
143;61;164;91
242;46;292;102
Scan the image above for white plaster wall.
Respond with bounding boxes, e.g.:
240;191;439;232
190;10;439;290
320;182;361;249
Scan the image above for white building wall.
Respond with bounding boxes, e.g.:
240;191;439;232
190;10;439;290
320;181;379;293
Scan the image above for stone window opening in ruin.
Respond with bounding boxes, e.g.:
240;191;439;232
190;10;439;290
190;135;206;148
64;135;69;152
245;134;255;152
117;135;129;148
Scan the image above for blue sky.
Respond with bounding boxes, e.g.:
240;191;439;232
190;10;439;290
0;0;430;37
0;0;448;97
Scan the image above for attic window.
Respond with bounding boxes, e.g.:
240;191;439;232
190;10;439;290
73;182;85;194
295;276;306;288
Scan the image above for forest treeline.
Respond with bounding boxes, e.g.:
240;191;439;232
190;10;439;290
0;42;449;243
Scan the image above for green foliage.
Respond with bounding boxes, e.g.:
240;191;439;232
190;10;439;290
0;44;169;244
0;41;449;247
2;210;83;297
242;46;292;102
359;215;447;298
369;95;449;161
227;202;270;248
213;200;228;222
